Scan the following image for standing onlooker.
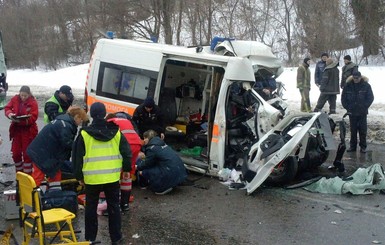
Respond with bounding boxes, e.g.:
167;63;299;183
72;102;132;244
27;106;88;186
0;73;7;109
340;55;358;89
4;86;38;174
313;58;340;114
106;112;142;211
341;71;374;153
137;129;187;195
314;53;328;86
44;85;74;123
296;57;312;112
132;97;165;139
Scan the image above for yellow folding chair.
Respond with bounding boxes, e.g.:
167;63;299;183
16;172;92;245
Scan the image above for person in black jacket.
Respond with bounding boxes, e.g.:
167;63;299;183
341;71;374;153
137;129;187;195
314;53;328;86
27;106;88;186
44;85;74;123
314;57;340;114
72;102;132;244
340;55;358;89
132;97;165;139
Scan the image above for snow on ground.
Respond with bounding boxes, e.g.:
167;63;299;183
5;64;385;143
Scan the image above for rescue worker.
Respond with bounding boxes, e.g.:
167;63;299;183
73;102;132;244
132;96;165;139
297;57;312;112
4;85;38;174
44;85;74;123
341;71;374;153
106;112;142;211
27;106;88;186
137;129;187;195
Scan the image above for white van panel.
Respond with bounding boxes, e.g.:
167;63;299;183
97;40;163;72
224;58;255;82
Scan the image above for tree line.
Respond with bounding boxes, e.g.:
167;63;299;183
0;0;384;70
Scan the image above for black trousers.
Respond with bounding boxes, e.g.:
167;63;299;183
84;181;122;243
314;94;336;113
349;115;368;149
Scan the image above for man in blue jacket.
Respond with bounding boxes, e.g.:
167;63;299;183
314;53;328;86
341;71;374;153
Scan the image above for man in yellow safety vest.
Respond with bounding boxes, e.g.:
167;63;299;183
72;102;132;244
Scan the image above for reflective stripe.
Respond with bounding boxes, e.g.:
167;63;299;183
91;143;113;149
84;155;122;163
121;129;137;134
213;124;219;136
83;167;121;176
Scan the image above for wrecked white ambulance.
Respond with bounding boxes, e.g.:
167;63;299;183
84;37;337;194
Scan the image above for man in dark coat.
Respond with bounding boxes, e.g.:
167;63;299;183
340;55;358;89
314;58;340;114
314;53;328;86
27;106;88;186
341;71;374;153
137;130;187;195
132;97;165;139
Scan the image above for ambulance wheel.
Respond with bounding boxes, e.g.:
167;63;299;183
265;156;298;186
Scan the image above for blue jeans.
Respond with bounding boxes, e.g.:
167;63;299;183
84;181;122;243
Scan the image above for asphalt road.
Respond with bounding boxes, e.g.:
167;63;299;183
0;100;385;244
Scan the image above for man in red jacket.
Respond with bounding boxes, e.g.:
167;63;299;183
106;112;142;211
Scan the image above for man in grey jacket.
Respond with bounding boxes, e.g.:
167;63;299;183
314;58;340;114
340;55;358;89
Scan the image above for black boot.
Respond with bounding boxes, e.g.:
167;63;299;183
120;190;130;212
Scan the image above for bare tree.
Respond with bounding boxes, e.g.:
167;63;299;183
351;0;385;57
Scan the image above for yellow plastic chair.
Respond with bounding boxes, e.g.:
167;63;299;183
16;172;93;245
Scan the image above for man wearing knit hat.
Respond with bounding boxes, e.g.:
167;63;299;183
314;53;328;86
314;57;340;114
297;57;312;112
340;55;358;89
132;96;165;139
72;102;132;244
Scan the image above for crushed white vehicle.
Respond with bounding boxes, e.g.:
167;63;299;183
84;36;337;194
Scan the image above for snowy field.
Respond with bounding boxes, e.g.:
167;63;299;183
5;64;385;143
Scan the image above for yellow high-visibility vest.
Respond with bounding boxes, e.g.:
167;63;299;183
81;130;122;185
43;96;63;123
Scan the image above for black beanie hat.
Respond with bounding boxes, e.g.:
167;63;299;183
343;55;351;61
90;102;106;119
143;97;155;108
321;53;328;58
304;58;311;64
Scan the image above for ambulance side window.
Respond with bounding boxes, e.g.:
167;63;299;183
96;62;157;104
